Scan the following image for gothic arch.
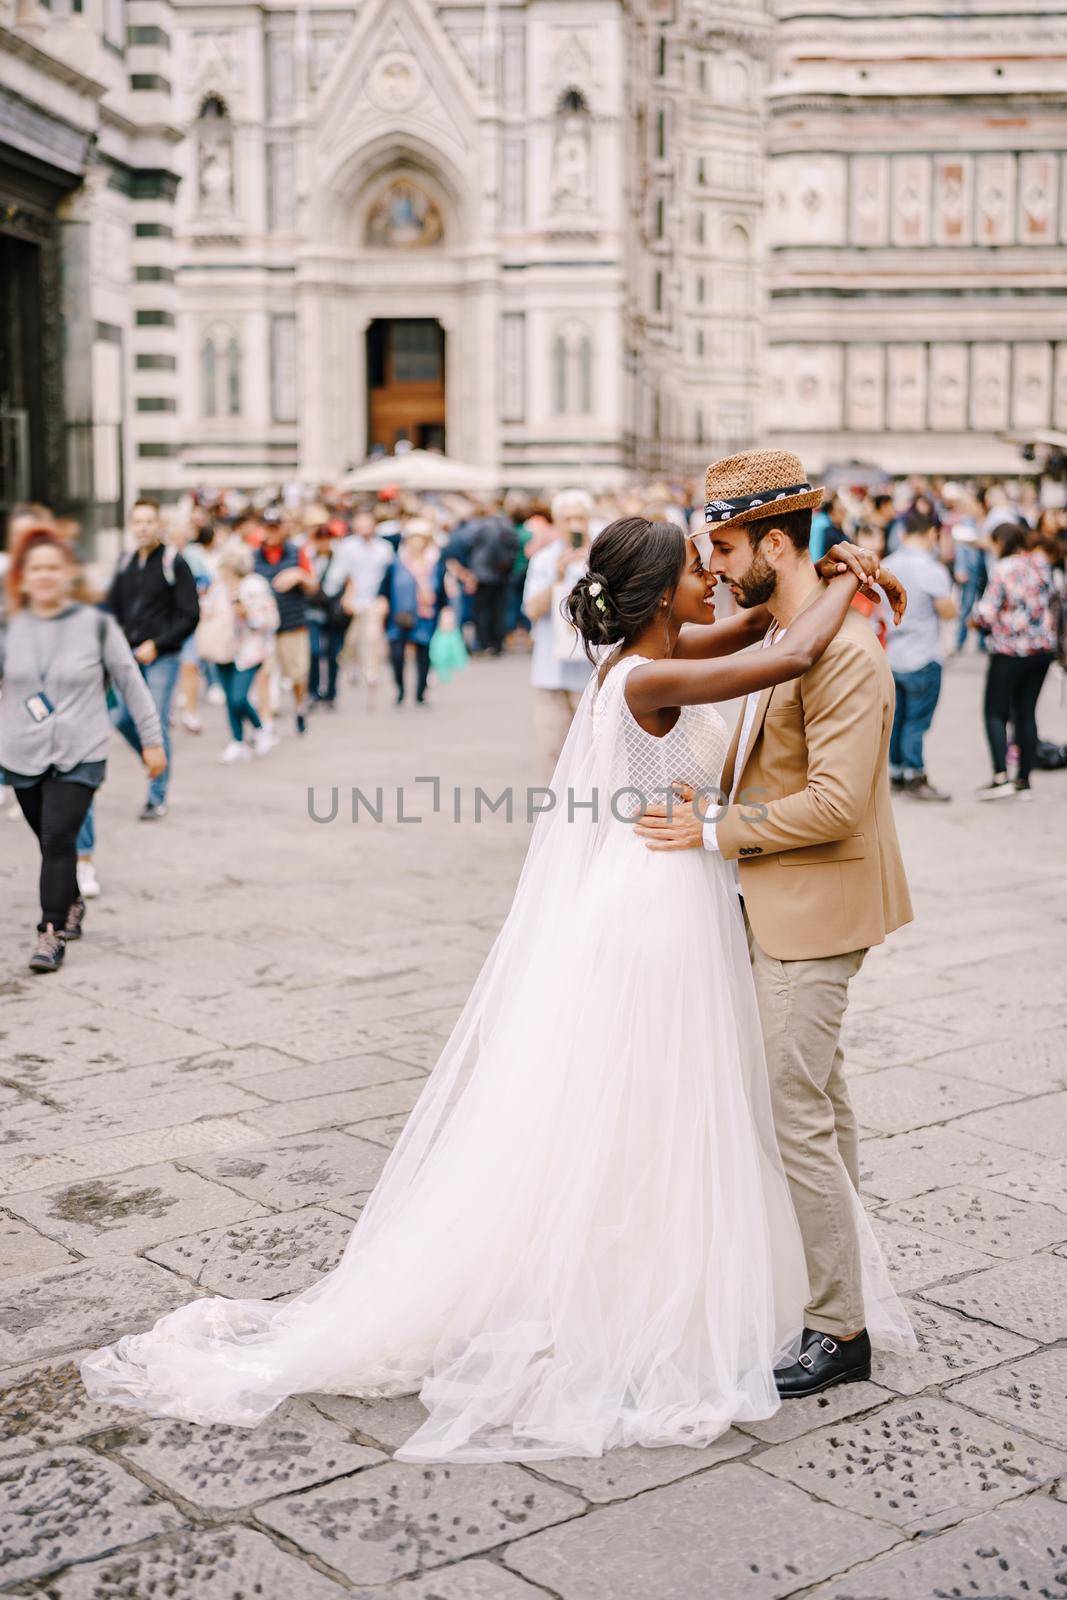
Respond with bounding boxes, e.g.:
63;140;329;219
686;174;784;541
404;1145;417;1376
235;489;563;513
317;134;470;253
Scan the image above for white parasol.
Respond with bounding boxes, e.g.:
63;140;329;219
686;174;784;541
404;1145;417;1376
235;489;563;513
339;450;498;494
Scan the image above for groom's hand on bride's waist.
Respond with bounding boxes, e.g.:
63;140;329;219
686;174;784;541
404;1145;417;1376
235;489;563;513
634;785;706;851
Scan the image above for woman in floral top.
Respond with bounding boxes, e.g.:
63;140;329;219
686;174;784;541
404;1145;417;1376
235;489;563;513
971;522;1059;800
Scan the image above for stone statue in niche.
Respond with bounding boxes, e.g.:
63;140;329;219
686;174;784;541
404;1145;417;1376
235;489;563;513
197;97;234;216
365;179;444;249
552;89;592;212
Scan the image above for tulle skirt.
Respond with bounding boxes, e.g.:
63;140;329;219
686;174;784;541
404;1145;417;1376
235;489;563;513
81;832;907;1462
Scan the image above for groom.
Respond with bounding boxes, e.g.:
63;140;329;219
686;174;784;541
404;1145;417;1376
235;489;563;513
636;450;913;1397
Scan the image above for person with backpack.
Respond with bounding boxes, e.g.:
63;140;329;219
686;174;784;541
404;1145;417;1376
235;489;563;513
254;511;316;735
0;526;164;972
105;497;199;820
466;500;520;656
305;518;351;710
196;541;280;763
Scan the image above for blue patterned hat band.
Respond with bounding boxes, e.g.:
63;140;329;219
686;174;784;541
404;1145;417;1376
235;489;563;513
704;484;812;524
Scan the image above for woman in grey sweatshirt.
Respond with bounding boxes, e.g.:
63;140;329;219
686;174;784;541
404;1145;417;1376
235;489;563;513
0;529;164;972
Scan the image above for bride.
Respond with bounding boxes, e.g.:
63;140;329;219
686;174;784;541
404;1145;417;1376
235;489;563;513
82;517;912;1462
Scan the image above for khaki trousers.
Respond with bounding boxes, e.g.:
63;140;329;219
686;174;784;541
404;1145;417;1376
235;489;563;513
745;909;867;1337
533;687;584;781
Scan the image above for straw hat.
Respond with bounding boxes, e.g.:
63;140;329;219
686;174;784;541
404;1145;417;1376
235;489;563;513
703;450;823;531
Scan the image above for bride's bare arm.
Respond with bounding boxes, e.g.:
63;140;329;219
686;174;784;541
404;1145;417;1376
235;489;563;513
627;574;862;713
672;604;772;659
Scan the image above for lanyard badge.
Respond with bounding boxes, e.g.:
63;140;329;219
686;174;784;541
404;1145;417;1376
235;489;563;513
25;692;56;723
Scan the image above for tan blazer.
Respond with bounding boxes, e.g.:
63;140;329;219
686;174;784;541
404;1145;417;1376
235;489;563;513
716;605;913;961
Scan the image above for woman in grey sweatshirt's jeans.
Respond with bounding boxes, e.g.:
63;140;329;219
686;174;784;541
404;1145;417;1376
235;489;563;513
0;528;164;973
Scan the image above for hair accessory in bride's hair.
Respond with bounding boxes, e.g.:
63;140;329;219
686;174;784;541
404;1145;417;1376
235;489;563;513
587;579;607;613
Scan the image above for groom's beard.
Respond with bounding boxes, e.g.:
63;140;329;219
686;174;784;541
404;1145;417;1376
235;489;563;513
733;548;778;609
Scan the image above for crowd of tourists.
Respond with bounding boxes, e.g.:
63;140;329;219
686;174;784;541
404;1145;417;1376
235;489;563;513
0;469;1063;973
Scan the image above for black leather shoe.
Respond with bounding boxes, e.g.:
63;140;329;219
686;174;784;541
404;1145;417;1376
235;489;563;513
775;1327;871;1398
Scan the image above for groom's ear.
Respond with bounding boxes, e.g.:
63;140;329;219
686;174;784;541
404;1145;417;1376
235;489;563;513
759;526;791;564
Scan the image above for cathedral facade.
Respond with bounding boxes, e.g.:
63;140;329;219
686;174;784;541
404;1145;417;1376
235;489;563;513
2;0;1065;518
166;0;765;492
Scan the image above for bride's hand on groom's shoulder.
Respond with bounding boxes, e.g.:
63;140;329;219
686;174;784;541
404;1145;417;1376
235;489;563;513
633;785;705;851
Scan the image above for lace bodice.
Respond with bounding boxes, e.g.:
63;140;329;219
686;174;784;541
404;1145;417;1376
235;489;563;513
592;652;729;811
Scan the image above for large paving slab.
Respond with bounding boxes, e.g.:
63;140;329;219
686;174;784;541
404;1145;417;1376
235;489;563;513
0;1256;199;1365
858;1126;1029;1203
3;1163;267;1257
108;1398;385;1509
869;1215;996;1292
351;1560;547;1599
532;1429;753;1503
232;1051;423;1102
738;1381;896;1446
0;1445;186;1584
871;1298;1037;1396
35;1525;351;1600
946;1346;1067;1449
979;1157;1067;1215
504;1462;899;1600
878;1184;1067;1261
847;1065;1016;1135
308;1390;432;1451
0;1215;76;1279
950;1089;1067;1159
916;1027;1067;1094
243;1076;423;1139
144;1204;355;1297
921;1252;1067;1343
0;1353;137;1458
0;1083;266;1164
804;1492;1067;1600
253;1459;585;1585
753;1395;1067;1534
0;1115;265;1201
184;1130;389;1209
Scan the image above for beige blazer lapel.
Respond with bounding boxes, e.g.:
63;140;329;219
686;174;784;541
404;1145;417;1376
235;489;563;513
733;684;774;793
720;711;744;797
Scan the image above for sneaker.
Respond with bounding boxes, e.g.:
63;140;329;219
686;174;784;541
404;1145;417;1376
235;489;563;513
295;710;308;736
253;727;276;758
905;775;951;803
181;712;202;735
206;684;226;706
76;859;101;900
976;776;1016;802
218;740;252;764
1013;779;1034;802
139;802;169;821
29;925;66;974
64;897;87;942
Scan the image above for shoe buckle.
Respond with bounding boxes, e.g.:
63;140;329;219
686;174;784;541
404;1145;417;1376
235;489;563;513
820;1336;838;1355
798;1350;815;1370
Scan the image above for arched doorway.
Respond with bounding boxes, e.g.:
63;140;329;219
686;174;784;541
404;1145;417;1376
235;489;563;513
300;141;499;479
366;317;446;453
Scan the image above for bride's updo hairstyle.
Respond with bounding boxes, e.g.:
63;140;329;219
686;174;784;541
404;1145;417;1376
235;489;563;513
566;516;686;663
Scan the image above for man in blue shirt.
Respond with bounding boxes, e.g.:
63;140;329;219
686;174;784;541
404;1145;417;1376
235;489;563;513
882;510;958;802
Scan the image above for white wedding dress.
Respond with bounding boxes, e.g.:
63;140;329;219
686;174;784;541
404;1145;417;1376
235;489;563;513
82;653;913;1461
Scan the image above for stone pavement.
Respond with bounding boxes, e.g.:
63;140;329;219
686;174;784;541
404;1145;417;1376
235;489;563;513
1;648;1065;1599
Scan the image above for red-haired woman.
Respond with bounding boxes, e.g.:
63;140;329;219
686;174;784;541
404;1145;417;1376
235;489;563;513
0;528;165;972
